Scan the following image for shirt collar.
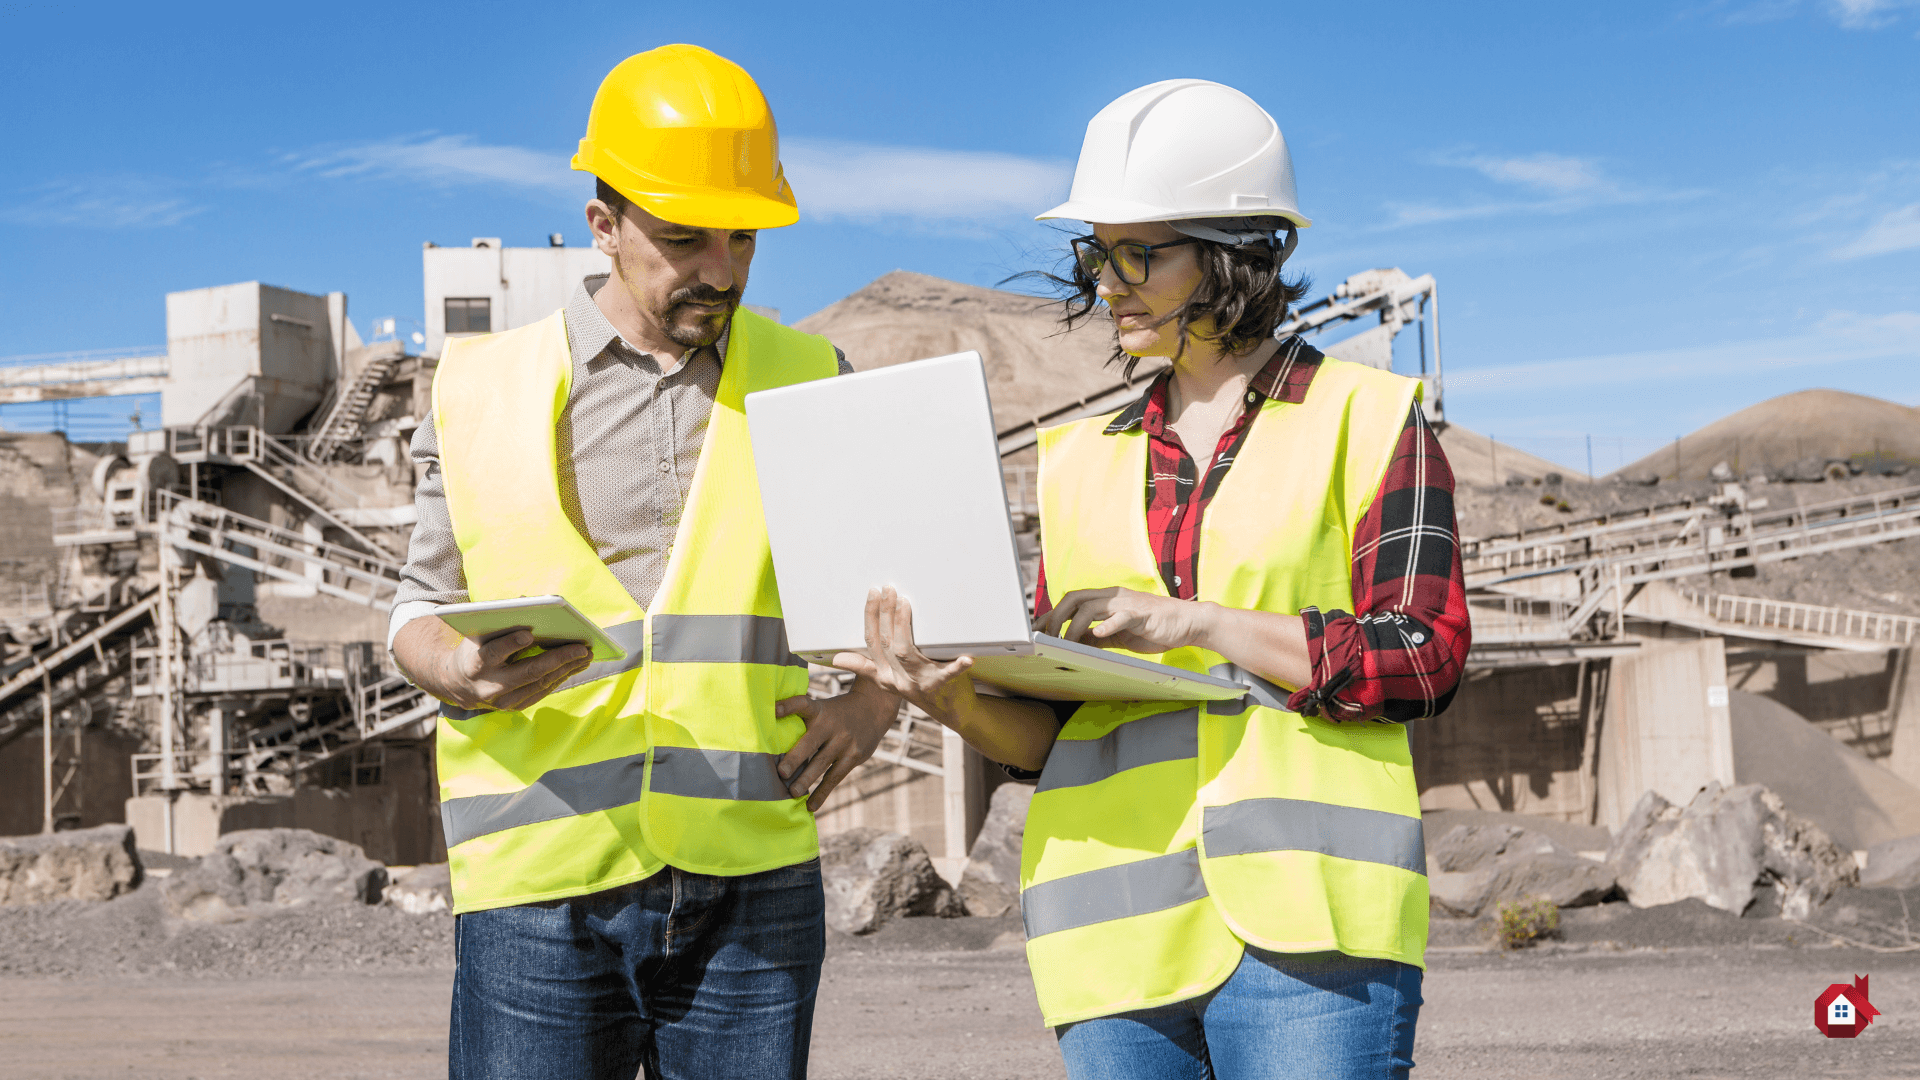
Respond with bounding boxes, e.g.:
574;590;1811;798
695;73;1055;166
1101;335;1322;435
568;274;729;369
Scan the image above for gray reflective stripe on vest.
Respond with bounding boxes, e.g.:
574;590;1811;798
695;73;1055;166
1203;798;1427;875
1036;709;1198;793
650;746;794;801
651;614;805;667
556;619;649;692
436;615;797;721
439;753;647;848
1020;848;1209;939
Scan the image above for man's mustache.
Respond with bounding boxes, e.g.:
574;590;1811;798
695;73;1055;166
669;285;739;311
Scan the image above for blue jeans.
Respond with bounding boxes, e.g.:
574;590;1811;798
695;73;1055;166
449;859;825;1080
1055;948;1421;1080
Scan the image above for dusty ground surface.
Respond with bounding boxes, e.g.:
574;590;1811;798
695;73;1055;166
5;884;1920;1079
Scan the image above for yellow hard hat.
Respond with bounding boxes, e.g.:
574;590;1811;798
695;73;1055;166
572;44;798;229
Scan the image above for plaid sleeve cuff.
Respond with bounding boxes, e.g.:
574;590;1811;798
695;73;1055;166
1285;606;1366;721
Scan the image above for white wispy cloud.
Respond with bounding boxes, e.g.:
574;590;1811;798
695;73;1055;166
279;133;1069;227
782;139;1069;225
1704;0;1920;26
1381;151;1697;228
1832;202;1920;258
285;133;581;195
0;179;204;229
1447;309;1920;394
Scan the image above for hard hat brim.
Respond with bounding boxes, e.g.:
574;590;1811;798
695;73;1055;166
1036;197;1310;230
574;151;801;230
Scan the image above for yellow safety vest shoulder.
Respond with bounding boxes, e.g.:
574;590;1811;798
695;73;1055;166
430;306;838;913
1025;357;1429;1026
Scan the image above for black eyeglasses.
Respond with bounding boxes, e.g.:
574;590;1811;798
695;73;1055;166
1071;236;1201;286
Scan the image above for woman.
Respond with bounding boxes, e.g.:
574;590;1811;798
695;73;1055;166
837;79;1470;1079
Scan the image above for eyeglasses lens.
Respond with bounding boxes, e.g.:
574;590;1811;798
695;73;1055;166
1111;243;1150;285
1074;239;1151;285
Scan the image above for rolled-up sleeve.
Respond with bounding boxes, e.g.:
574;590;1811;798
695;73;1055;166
1287;405;1471;722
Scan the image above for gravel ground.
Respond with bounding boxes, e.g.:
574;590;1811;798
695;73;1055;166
4;887;1919;1077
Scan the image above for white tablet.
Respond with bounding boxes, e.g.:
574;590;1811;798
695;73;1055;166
433;595;626;663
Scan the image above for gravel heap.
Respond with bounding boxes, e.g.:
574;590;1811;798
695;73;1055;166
0;881;452;979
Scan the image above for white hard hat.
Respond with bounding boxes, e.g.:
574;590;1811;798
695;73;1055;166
1038;79;1310;230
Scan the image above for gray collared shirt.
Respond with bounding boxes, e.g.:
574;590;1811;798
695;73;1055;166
388;275;848;646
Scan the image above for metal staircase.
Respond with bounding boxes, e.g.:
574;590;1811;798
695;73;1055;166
154;491;404;610
306;352;402;464
0;594;157;750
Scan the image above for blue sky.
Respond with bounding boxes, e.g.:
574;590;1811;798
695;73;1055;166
2;1;1916;469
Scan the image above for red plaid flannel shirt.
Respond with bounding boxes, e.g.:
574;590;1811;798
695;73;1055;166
1033;336;1470;722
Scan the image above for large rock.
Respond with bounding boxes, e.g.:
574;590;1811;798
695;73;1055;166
384;862;453;915
1862;835;1920;890
161;828;387;922
958;784;1032;917
1427;824;1615;918
1607;782;1857;918
0;825;142;905
820;828;960;935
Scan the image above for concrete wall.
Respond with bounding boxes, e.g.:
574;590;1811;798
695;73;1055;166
1726;646;1900;759
162;282;334;432
1595;638;1736;827
422;241;611;357
1410;662;1600;821
123;741;444;864
0;729;140;835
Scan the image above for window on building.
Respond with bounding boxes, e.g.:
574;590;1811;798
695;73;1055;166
445;297;492;334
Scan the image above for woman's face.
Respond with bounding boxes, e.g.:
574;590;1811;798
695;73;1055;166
1088;220;1205;358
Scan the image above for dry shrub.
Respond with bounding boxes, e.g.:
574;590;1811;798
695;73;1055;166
1496;896;1560;949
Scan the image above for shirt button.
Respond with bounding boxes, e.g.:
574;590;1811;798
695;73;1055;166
1173;575;1182;586
658;460;671;473
1247;392;1258;403
1410;631;1427;644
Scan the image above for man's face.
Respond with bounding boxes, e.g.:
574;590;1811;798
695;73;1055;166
587;198;757;349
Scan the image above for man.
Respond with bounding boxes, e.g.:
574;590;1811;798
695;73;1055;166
389;44;899;1079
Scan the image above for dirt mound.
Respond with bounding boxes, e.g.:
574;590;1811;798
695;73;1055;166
794;271;1160;456
1612;389;1920;482
1729;690;1920;850
1438;424;1586;489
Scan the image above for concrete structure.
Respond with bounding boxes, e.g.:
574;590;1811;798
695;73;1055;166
161;282;345;432
422;238;610;357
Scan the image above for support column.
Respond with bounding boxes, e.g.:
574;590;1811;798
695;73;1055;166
208;704;226;797
41;671;53;834
942;727;968;865
156;532;178;854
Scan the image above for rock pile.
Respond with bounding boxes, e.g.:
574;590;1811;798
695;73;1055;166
820;828;960;935
1607;782;1856;918
957;784;1032;917
383;863;453;915
1427;823;1616;918
161;828;388;923
0;825;142;905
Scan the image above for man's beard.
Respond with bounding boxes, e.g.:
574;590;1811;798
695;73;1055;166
657;284;740;348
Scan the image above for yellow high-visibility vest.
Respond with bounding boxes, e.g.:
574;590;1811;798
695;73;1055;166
430;306;838;913
1026;357;1428;1026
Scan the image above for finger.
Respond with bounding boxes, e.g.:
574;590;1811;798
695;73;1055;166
1090;610;1138;639
892;593;920;655
495;643;590;691
830;651;879;679
1066;603;1105;643
779;722;829;783
477;630;534;668
774;695;820;720
788;735;844;802
806;752;860;812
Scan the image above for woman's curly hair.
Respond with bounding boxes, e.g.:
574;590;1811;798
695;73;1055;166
1013;231;1311;381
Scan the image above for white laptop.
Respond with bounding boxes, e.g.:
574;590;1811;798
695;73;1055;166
745;351;1248;703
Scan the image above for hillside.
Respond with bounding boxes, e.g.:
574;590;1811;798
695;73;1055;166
1612;388;1920;481
794;271;1160;449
